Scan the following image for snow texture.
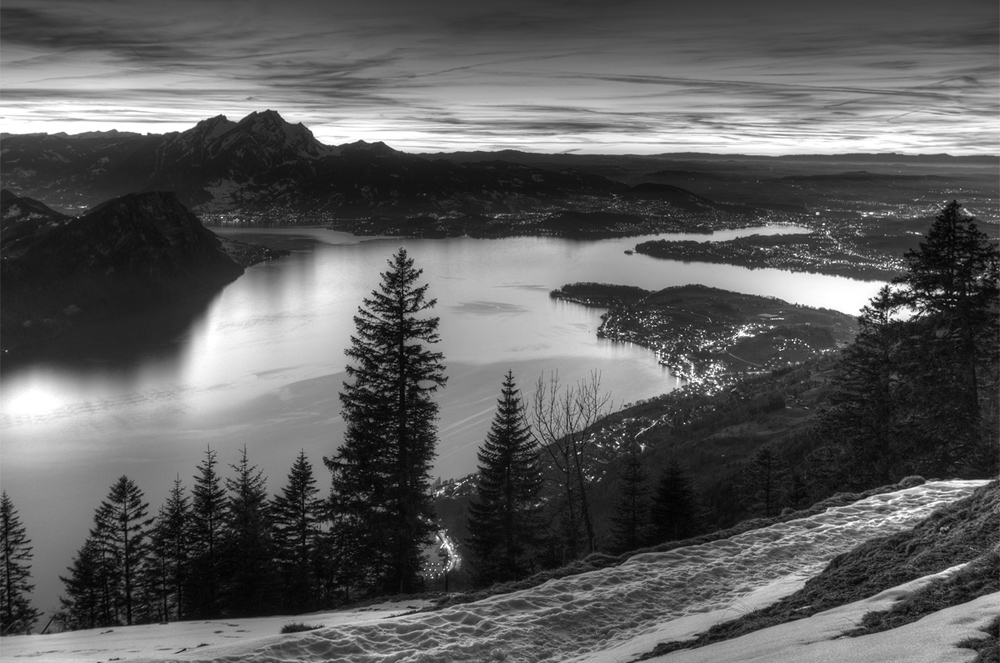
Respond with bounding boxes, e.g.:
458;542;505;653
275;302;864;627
1;480;990;663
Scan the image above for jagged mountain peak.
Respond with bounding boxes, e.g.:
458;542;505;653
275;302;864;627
217;110;335;160
238;109;287;125
338;139;399;157
181;115;239;144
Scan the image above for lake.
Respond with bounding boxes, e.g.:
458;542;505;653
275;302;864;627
0;225;882;615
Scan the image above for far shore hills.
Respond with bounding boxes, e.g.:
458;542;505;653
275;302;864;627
2;110;996;285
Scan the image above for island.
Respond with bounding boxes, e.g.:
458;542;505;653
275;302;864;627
551;282;858;389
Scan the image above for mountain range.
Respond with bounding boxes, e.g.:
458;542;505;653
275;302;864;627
3;110;996;231
0;110;649;218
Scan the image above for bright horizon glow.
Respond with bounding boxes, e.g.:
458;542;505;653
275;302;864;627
6;114;996;157
2;0;997;155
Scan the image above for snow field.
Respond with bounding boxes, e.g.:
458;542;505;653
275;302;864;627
166;480;987;663
1;480;987;663
649;565;999;663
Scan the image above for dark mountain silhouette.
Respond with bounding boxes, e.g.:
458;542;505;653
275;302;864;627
1;191;245;356
0;111;707;219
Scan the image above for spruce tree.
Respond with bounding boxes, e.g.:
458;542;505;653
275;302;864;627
825;201;1000;479
650;457;699;543
741;446;793;518
92;476;151;625
892;200;999;473
148;477;191;622
188;446;227;618
823;287;910;486
272;450;323;613
222;446;276;616
467;371;544;585
0;492;40;635
325;248;446;595
58;536;105;631
608;436;650;554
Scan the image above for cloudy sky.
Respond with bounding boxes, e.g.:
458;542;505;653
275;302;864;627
2;0;997;154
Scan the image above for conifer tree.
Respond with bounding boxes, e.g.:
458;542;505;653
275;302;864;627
467;371;544;585
147;477;191;622
0;492;40;635
325;248;446;595
222;446;276;616
272;450;323;612
608;436;650;554
322;493;365;604
188;446;227;618
58;536;106;631
825;201;999;479
823;287;910;486
741;446;793;518
92;476;151;625
650;457;699;543
892;200;999;473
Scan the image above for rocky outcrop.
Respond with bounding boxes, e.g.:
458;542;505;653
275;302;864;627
1;191;245;356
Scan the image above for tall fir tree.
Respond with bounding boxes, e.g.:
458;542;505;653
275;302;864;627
0;492;40;635
649;457;699;543
325;248;447;595
822;287;910;486
58;536;107;631
467;371;544;586
892;200;999;474
825;201;1000;479
222;446;276;617
147;476;191;622
272;450;324;613
91;476;151;626
741;446;793;518
188;446;227;618
608;436;650;554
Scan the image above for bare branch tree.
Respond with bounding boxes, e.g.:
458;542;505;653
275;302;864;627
531;371;613;557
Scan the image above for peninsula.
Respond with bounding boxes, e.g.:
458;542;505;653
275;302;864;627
551;282;858;388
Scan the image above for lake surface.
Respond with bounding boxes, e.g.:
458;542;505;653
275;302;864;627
0;225;882;615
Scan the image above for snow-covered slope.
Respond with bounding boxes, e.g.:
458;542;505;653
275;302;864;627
2;480;992;663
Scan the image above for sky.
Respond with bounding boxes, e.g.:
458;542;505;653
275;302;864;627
1;0;998;155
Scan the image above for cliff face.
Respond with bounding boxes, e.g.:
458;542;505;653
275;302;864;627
1;191;244;355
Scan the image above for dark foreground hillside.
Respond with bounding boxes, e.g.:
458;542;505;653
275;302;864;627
641;479;999;659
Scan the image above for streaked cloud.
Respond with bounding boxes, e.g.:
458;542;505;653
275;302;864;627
1;0;996;154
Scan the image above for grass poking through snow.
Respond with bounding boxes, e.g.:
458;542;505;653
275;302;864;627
640;480;999;659
280;622;323;634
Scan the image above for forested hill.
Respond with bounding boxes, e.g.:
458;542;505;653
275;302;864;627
0;190;286;360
